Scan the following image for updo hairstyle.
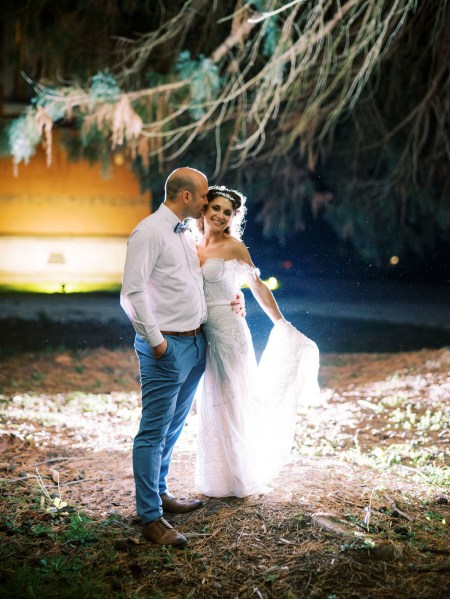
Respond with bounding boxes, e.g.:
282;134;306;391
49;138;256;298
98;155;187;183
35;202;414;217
197;185;247;240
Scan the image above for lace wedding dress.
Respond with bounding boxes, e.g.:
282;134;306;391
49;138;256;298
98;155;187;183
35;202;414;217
195;258;320;498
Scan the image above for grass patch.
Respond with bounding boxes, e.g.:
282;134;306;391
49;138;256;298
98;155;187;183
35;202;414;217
1;347;449;598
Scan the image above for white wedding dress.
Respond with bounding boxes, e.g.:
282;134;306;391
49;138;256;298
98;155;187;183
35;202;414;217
195;258;320;498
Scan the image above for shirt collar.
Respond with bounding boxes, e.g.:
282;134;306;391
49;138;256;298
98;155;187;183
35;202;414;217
158;202;185;230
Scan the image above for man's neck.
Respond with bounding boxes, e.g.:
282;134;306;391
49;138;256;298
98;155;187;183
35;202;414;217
164;200;185;222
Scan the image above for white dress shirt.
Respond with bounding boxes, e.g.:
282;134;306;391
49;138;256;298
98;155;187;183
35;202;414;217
120;203;207;347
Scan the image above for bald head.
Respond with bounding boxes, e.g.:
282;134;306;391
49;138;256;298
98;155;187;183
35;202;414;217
164;167;209;220
164;167;208;202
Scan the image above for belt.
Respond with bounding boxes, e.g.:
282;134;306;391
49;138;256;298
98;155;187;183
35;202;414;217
160;326;203;337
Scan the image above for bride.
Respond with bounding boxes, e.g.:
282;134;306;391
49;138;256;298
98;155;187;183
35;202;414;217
194;185;320;498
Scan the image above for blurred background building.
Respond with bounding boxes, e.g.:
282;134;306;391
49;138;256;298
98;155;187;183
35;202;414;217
0;137;149;291
0;11;150;291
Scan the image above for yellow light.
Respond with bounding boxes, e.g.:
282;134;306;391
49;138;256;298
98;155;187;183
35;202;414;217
113;152;125;166
264;276;279;290
0;282;121;293
389;255;400;265
242;276;279;291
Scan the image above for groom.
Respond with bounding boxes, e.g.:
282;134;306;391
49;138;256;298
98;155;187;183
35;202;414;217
121;167;242;548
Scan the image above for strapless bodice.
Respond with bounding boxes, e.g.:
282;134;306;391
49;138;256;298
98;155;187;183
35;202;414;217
201;258;256;307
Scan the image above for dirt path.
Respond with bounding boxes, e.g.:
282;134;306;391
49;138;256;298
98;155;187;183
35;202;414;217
1;346;449;598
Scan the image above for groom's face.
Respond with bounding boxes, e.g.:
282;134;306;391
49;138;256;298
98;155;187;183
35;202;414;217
187;176;209;219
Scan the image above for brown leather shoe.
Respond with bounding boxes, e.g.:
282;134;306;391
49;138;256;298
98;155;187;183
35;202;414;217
142;517;187;547
161;493;203;514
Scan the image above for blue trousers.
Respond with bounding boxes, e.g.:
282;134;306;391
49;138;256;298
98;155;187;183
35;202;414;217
133;332;206;524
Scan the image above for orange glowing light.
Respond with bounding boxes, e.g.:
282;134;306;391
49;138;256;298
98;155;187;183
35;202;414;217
0;132;151;290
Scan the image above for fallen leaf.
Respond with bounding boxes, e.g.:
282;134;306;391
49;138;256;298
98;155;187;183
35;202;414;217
128;537;144;545
54;354;73;366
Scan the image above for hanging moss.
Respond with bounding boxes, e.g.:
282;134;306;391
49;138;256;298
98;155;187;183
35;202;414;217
3;0;449;267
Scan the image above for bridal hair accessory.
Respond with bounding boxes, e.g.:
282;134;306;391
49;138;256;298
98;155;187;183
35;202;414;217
214;191;239;207
174;221;190;233
206;185;247;240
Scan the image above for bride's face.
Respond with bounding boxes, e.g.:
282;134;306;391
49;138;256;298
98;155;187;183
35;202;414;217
204;196;234;232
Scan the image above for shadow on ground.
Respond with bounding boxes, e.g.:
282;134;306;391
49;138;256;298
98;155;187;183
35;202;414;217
1;312;449;359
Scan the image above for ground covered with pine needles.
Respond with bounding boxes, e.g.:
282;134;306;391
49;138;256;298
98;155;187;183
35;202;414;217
1;346;449;598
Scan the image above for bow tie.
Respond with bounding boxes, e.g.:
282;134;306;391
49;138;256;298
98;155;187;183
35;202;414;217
174;221;190;233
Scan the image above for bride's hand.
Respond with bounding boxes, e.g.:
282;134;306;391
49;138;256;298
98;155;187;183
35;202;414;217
231;292;246;317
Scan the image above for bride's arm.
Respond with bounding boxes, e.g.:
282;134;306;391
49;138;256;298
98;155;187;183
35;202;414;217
234;243;284;324
247;272;284;324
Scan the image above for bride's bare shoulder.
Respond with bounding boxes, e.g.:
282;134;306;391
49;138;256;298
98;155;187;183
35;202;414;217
228;238;252;264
